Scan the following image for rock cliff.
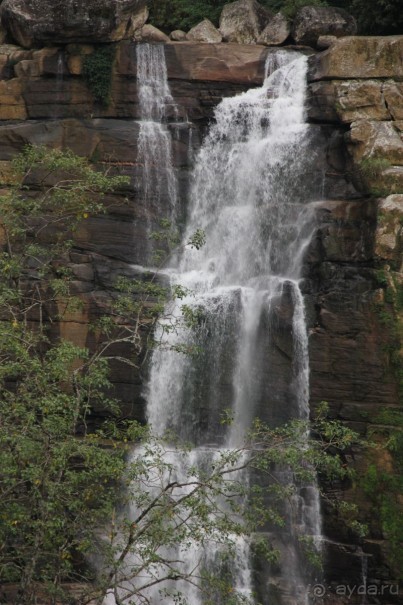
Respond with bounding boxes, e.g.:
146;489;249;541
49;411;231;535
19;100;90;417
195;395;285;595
0;31;401;602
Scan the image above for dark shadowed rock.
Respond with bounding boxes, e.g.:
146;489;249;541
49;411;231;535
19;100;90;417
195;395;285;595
257;13;290;46
219;0;272;44
292;6;357;47
134;24;169;43
186;19;222;44
0;0;147;47
170;30;187;42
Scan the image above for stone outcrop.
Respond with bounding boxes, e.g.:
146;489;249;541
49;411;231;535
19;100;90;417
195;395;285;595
257;12;290;46
0;0;147;47
164;42;269;84
292;6;357;47
186;19;222;44
309;36;403;81
219;0;272;44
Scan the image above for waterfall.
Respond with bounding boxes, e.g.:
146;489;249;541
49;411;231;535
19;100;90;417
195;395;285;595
107;48;326;605
144;50;324;604
136;43;178;219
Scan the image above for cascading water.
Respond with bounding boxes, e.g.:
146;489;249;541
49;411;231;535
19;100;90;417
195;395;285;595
136;44;178;220
144;50;325;604
106;48;326;605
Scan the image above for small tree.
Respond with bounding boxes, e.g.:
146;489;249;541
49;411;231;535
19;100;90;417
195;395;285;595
0;147;364;605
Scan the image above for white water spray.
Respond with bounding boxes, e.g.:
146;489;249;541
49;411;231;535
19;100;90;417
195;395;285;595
136;44;178;217
145;50;324;604
108;49;325;605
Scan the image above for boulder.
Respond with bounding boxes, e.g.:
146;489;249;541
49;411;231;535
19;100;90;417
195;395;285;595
134;24;169;43
186;19;222;44
219;0;272;44
257;12;290;46
0;0;147;47
170;30;187;42
292;6;357;47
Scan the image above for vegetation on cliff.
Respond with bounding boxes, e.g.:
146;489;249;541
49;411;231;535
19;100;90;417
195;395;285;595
0;147;366;604
148;0;403;35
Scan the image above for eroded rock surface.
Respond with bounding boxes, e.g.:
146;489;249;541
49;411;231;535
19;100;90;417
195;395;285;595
292;6;357;47
219;0;272;44
257;12;290;46
186;19;222;44
309;36;403;81
0;0;147;47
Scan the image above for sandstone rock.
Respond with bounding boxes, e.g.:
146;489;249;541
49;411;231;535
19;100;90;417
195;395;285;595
186;19;222;44
67;55;83;76
257;12;290;46
134;24;169;43
383;81;403;121
335;80;389;123
375;195;403;267
219;0;272;44
292;6;357;47
14;59;41;78
309;36;403;81
130;5;149;35
316;35;337;50
348;121;403;166
306;81;338;122
312;200;377;263
165;42;268;84
0;79;27;120
0;43;32;69
0;0;147;47
170;30;187;42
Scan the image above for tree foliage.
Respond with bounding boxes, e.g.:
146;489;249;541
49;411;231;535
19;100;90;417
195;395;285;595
0;147;366;604
148;0;332;32
347;0;403;35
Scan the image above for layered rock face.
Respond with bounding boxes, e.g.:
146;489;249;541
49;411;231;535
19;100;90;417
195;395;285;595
0;32;401;601
307;37;402;600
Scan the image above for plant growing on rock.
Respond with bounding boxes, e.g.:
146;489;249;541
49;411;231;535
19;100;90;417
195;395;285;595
83;45;115;106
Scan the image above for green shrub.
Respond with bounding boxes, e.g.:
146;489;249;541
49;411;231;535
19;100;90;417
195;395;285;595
347;0;403;35
148;0;328;32
360;157;391;180
149;0;403;35
280;0;327;18
83;45;115;106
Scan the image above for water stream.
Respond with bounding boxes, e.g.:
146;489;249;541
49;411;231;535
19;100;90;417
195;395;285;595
145;49;324;604
136;43;178;219
108;46;325;605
